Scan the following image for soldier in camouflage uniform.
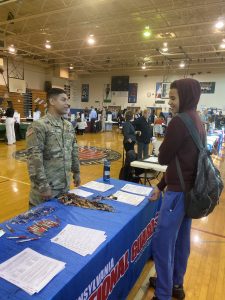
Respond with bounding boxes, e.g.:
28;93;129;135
26;88;80;206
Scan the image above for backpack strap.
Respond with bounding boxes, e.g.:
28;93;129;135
175;156;186;192
177;113;206;151
175;112;206;192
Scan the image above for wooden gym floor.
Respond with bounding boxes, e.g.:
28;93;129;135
0;128;224;300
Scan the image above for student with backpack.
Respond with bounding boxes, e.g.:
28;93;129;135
149;78;223;300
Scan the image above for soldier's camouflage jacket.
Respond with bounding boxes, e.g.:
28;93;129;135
26;112;80;205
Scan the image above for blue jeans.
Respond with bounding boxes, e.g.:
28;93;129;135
152;191;192;300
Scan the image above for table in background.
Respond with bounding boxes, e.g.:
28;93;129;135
0;178;161;300
105;121;118;131
0;122;31;141
85;120;101;133
131;160;167;185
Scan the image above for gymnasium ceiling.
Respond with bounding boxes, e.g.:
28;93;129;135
0;0;225;75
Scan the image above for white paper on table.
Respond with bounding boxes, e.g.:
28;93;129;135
82;181;114;192
68;188;93;197
113;191;145;206
51;224;107;256
121;184;153;196
0;248;65;295
0;229;5;238
143;156;159;163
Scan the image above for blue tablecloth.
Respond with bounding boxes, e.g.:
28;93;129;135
0;178;161;300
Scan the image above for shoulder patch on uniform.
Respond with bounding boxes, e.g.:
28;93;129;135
26;128;34;137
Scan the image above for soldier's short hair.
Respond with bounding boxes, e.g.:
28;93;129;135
47;88;66;106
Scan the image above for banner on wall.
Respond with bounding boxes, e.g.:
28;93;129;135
200;82;216;94
103;83;111;103
81;84;89;102
155;82;162;99
155;82;171;99
128;83;138;103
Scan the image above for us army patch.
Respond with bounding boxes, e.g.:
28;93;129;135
26;128;34;137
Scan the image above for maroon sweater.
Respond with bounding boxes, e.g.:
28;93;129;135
157;110;205;192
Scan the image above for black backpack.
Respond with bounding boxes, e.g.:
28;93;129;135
119;150;143;183
175;113;224;219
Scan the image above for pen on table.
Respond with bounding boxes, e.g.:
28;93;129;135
16;237;40;243
6;224;15;233
7;236;29;239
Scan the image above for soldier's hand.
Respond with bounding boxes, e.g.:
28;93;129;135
74;174;81;187
149;186;161;201
40;188;52;201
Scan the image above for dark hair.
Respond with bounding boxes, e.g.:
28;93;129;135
159;112;165;119
47;88;66;105
125;110;133;121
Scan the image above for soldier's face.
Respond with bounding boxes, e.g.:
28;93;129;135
50;93;69;115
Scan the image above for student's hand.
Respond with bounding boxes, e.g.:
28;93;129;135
40;188;52;201
128;138;132;143
149;186;161;201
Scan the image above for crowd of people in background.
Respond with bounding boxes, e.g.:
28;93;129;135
0;98;225;146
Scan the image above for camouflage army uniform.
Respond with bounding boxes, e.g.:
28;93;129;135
26;112;80;206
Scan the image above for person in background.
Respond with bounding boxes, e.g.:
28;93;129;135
149;78;204;300
76;117;87;135
134;108;141;120
154;114;164;137
84;107;89;119
159;112;167;134
117;110;125;127
134;109;152;160
5;100;16;145
149;108;157;124
112;109;117;121
215;111;224;129
166;112;173;126
122;110;140;152
200;109;208;123
33;105;41;121
159;112;166;122
14;110;21;141
200;109;209;132
89;106;97;132
26;88;80;206
101;107;106;132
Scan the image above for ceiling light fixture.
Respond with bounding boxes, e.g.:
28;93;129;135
215;20;224;29
162;42;168;52
69;64;74;70
179;61;185;68
143;26;151;38
220;43;225;49
45;40;51;49
8;44;16;54
87;34;95;45
142;64;146;70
